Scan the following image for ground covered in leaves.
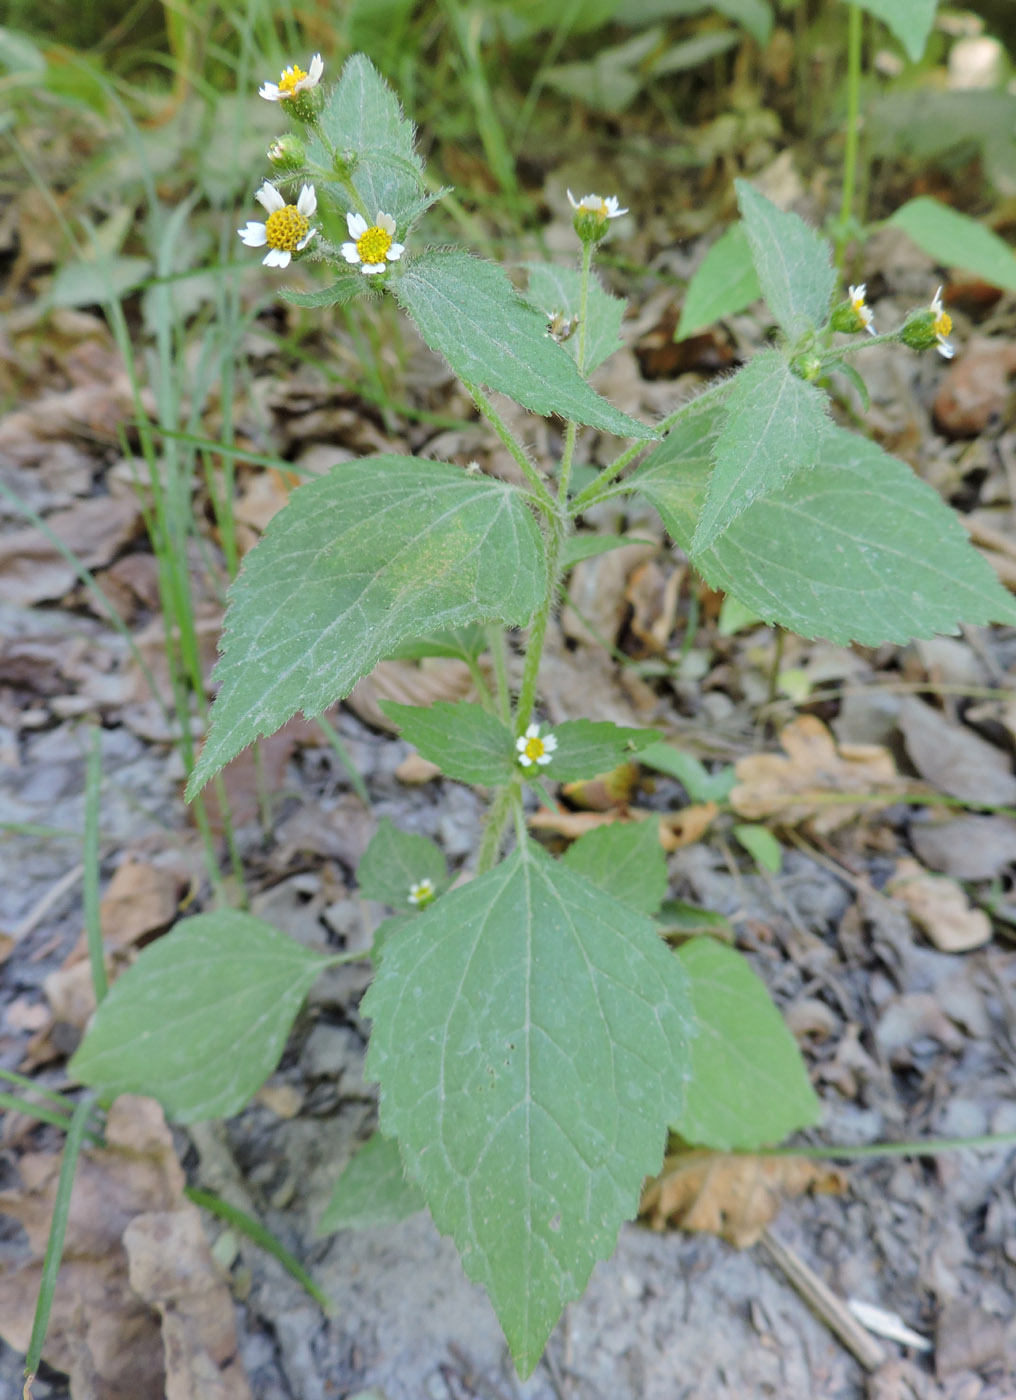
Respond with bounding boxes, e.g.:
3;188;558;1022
3;15;1016;1400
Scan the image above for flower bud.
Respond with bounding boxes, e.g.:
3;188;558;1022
267;133;306;172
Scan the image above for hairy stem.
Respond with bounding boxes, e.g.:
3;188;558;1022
836;2;863;272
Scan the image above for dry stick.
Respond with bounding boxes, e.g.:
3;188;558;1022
758;1228;886;1373
11;864;84;945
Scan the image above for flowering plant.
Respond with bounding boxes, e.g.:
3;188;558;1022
71;53;1016;1376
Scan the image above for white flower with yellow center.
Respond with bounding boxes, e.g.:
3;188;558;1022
238;183;317;268
567;190;627;219
516;723;558;769
341;211;404;275
259;53;324;102
931;286;955;359
408;878;435;908
849;284;876;335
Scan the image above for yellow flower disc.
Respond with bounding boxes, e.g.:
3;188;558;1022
265;205;309;252
356;225;393;265
278;64;308;96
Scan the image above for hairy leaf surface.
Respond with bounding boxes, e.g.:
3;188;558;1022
523;262;625;373
70;913;328;1122
634;414;1016;644
561;819;667;916
693;351;829;548
357;817;447;909
363;840;694;1375
736;181;835;340
674;937;820;1150
187;458;544;795
381;700;515;785
395;249;655;439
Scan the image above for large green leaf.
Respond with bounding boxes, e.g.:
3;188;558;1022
633;413;1016;644
313;53;425;223
69;913;328;1122
736;181;835;341
380;700;515;785
888;197;1016;295
693;350;829;549
394;250;655;440
523;262;625;374
561;819;668;916
848;0;938;62
318;1132;424;1232
356;817;447;909
677;222;761;340
362;839;694;1376
280;273;365;309
186;458;544;796
673;937;820;1150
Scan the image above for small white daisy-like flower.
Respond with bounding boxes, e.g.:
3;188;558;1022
238;183;317;268
259;53;324;102
930;286;955;359
567;190;627;219
408;878;435;908
340;211;404;275
516;722;558;769
848;284;876;335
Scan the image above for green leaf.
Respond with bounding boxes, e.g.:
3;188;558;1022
381;700;515;785
280;274;365;308
649;29;739;77
523;262;625;374
313;53;425;223
561;534;654;569
357;817;447;909
394;250;655;440
677;222;761;340
388;624;487;662
888;196;1016;295
69;912;328;1122
561;819;667;916
674;937;820;1150
362;839;694;1376
732;823;783;874
633;413;1016;645
736;181;836;340
693;351;830;550
848;0;938;62
657;899;734;940
318;1132;424;1232
186;457;544;796
540;718;662;783
638;743;736;804
542;28;664;114
716;594;762;635
835;361;870;413
49;255;152;307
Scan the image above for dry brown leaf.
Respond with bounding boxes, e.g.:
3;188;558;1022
658;802;719;850
528;808;618;840
99;856;180;950
0;496;142;606
561;761;640;810
898;696;1016;805
395;751;442;784
346;658;477;730
730;714;906;833
640;1149;847;1247
887;858;992;953
562;539;657;647
0;1096;250;1399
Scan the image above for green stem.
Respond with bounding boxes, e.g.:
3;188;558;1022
515;515;565;731
24;1093;97;1382
557;242;592;505
486;624;512;723
476;782;518;873
836;2;863;272
570;375;734;516
465;380;556;511
82;728;107;1006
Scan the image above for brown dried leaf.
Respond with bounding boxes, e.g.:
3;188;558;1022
0;1097;248;1398
730;715;905;833
658;802;719;850
99;856;180;950
898;696;1016;805
0;496;142;606
887;858;992;953
640;1149;847;1247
